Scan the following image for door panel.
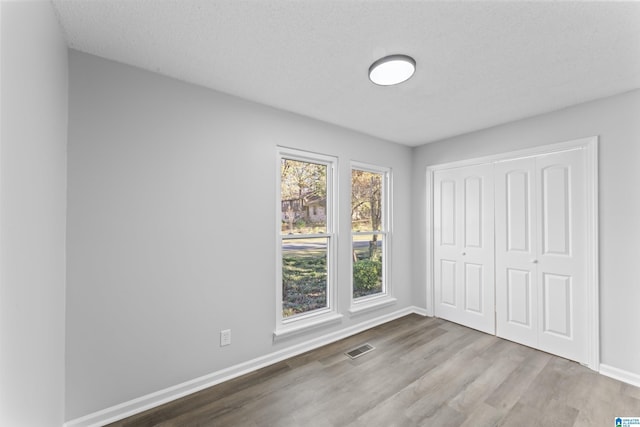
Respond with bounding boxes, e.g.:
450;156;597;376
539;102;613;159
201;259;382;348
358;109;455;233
464;263;483;313
495;158;538;348
440;259;457;306
541;165;571;256
495;149;587;364
434;164;495;334
464;177;483;248
542;273;572;338
506;268;532;327
440;180;456;246
536;149;586;362
506;171;530;252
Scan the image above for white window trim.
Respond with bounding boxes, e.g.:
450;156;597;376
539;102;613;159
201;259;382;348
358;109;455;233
348;296;397;316
275;147;339;338
349;161;394;314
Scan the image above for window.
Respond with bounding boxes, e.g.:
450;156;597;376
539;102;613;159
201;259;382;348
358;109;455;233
276;148;338;334
351;163;390;304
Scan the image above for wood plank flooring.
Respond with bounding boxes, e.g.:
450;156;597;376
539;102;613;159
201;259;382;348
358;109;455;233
108;315;640;426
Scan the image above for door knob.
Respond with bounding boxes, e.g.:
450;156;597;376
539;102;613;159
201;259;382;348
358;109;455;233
531;259;538;264
462;252;466;256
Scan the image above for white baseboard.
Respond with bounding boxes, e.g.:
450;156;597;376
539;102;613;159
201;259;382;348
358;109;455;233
599;364;640;388
412;306;429;317
64;306;425;427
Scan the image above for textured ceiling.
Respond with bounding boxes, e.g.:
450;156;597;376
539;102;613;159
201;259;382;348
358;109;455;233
52;0;640;146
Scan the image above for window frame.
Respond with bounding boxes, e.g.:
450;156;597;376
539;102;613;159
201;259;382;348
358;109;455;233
275;147;340;337
350;162;395;313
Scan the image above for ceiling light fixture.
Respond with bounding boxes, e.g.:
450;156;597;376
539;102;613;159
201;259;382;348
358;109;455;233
368;54;416;86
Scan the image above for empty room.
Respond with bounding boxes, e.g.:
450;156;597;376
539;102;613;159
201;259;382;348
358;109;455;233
2;1;640;426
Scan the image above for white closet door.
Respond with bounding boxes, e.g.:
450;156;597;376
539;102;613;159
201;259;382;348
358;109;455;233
495;157;538;348
495;149;588;364
434;164;495;334
535;149;587;362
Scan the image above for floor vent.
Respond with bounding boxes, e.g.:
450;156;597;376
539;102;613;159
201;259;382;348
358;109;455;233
345;343;375;359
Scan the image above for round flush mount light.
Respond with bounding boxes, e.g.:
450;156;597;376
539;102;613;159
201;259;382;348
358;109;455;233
368;54;416;86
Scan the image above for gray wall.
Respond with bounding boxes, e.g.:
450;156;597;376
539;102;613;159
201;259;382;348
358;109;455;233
65;51;414;419
0;2;68;426
411;89;640;378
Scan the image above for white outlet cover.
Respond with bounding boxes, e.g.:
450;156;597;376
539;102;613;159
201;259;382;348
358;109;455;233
220;329;231;347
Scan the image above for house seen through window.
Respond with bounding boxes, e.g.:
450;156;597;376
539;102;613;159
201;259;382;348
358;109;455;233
279;154;334;320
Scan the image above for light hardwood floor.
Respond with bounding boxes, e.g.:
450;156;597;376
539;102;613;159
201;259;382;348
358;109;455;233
109;314;640;426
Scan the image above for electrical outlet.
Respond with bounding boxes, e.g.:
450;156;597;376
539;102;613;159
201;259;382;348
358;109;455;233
220;329;231;347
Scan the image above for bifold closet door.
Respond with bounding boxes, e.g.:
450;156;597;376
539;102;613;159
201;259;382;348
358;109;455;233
495;149;588;364
433;164;495;334
494;157;538;348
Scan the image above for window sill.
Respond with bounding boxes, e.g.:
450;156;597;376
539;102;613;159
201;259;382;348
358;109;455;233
273;312;343;341
348;296;397;317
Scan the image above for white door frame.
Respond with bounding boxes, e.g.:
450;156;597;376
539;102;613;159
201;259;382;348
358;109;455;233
425;136;599;370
